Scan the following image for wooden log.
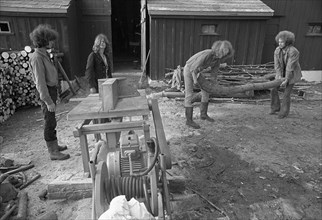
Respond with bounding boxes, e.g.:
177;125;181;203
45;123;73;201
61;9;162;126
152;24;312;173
0;204;17;220
16;191;28;220
46;174;185;201
19;173;41;190
0;164;34;184
197;73;283;95
47;178;93;200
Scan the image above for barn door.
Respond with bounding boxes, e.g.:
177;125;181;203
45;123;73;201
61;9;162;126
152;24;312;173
79;0;112;74
141;0;148;71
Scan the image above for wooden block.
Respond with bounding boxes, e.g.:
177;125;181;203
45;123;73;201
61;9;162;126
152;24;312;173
47;178;92;200
98;78;107;99
102;78;118;111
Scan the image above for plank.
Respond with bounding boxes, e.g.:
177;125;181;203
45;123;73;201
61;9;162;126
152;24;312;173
67;94;149;121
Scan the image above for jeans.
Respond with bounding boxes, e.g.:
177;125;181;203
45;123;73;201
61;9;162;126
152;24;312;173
270;83;294;117
183;65;209;107
40;86;57;142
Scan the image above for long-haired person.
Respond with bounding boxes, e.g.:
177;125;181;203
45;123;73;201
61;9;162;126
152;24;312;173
183;40;234;129
29;24;70;160
85;34;113;94
270;30;302;118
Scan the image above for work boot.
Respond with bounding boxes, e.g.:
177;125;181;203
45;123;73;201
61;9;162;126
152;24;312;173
185;107;200;129
200;102;214;122
57;143;67;151
46;140;70;160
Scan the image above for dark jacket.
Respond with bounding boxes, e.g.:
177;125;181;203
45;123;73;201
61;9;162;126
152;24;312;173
274;45;302;85
85;51;112;90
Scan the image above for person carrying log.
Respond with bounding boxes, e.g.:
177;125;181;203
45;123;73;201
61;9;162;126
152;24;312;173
184;40;234;129
270;30;302;118
29;24;70;160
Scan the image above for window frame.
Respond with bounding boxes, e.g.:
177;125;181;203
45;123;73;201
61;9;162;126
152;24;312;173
200;24;220;36
306;22;322;37
0;21;12;35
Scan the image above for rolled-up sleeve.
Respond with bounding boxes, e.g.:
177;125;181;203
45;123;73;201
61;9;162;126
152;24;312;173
31;59;53;105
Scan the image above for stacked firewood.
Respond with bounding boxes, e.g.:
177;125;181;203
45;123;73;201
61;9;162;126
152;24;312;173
165;62;276;87
216;63;276;85
0;46;40;123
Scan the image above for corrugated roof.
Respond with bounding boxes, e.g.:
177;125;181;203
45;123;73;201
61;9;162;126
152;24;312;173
147;0;274;16
0;0;71;13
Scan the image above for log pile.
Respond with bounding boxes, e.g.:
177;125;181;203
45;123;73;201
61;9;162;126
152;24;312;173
0;46;40;123
165;62;276;89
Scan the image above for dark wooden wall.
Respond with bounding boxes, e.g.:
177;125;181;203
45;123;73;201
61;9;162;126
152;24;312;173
77;0;112;76
149;16;268;79
0;1;79;79
261;0;322;70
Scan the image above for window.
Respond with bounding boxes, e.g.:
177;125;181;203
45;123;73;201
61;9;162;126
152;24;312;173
0;21;11;34
307;23;322;36
201;24;218;35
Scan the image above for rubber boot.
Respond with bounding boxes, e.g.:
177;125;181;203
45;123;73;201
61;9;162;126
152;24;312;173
185;107;200;129
46;140;70;160
200;102;214;122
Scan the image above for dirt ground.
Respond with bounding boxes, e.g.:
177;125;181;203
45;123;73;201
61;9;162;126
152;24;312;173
0;72;321;220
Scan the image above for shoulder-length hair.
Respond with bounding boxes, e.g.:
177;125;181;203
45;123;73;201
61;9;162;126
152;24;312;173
29;24;58;48
275;30;295;46
211;40;234;59
92;34;111;54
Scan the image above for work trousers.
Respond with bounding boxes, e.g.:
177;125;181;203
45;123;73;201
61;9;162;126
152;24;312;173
270;83;294;117
183;65;209;107
40;86;57;142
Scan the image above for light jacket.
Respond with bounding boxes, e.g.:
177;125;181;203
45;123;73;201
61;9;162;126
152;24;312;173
30;48;58;105
274;45;302;85
185;49;220;82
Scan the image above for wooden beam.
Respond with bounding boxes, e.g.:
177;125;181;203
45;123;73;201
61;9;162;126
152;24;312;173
150;99;172;169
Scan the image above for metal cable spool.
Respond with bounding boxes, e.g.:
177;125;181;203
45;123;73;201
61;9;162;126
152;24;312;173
94;137;161;217
94;161;148;217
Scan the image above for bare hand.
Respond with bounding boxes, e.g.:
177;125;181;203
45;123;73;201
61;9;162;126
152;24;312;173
280;79;288;87
46;103;56;112
219;63;227;68
90;88;97;94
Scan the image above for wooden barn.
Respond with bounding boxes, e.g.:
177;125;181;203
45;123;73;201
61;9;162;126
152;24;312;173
261;0;322;70
146;0;274;79
77;0;141;74
0;0;80;79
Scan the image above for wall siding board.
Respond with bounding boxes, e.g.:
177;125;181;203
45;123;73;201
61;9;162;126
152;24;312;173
149;16;267;79
261;0;322;69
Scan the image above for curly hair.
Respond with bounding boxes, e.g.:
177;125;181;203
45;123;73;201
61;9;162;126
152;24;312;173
29;24;58;48
275;30;295;46
92;34;111;54
211;40;234;60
